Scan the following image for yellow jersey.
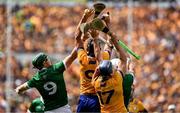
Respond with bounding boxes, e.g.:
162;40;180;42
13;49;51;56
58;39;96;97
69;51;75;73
78;49;97;94
92;71;127;113
101;50;110;60
78;49;110;94
128;98;147;113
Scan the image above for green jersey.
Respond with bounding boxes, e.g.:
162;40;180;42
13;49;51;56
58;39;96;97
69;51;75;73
29;98;44;113
27;61;68;111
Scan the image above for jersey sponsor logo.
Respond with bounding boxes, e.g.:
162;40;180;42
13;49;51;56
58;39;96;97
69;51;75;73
43;82;57;95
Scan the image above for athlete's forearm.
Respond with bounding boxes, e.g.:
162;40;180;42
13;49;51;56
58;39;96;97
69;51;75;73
110;33;127;63
79;14;89;26
75;9;91;47
74;10;88;57
109;33;127;73
92;68;100;83
94;38;101;62
76;9;92;37
15;82;29;94
64;47;77;68
103;34;113;53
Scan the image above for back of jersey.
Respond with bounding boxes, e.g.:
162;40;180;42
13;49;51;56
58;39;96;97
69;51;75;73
81;58;97;94
93;71;127;113
27;61;67;111
78;49;110;94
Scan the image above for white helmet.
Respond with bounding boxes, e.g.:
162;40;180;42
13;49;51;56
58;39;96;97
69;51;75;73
111;58;121;70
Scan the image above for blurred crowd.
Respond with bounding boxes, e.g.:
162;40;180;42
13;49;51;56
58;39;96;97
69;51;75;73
0;3;180;112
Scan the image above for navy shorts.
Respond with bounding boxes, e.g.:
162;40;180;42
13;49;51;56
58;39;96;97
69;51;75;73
77;94;100;113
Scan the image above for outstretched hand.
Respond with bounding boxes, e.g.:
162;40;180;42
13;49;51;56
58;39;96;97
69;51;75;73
15;86;25;95
101;12;110;27
83;9;94;20
90;29;99;39
75;8;94;38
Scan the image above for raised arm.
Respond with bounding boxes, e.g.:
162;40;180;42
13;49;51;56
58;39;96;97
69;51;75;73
92;67;100;85
101;12;113;59
127;57;135;74
76;8;94;47
103;34;113;55
101;12;110;28
103;12;127;72
64;9;94;68
63;47;78;68
109;33;127;73
75;9;94;39
89;30;101;62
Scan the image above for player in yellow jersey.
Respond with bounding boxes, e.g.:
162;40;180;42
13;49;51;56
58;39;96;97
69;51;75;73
111;57;134;109
76;8;114;112
92;60;127;113
92;49;127;113
76;36;100;112
128;97;148;113
77;28;113;112
92;31;128;113
76;8;100;111
128;85;148;113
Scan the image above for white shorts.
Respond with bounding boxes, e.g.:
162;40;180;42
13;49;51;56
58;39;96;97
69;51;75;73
45;104;72;113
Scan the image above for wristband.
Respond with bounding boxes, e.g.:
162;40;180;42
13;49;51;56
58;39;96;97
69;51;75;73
102;27;109;33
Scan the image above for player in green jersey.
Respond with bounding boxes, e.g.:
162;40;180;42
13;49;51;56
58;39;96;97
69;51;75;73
15;9;93;113
15;50;76;113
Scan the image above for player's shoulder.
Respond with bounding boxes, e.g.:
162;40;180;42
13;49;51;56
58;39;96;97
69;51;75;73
77;47;85;53
51;61;64;68
102;50;111;60
114;71;123;78
133;98;141;104
38;69;48;75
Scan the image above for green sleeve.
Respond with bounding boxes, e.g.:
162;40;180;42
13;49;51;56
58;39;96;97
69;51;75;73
29;98;44;112
124;73;134;87
35;106;44;112
27;73;39;88
123;73;134;108
53;61;65;72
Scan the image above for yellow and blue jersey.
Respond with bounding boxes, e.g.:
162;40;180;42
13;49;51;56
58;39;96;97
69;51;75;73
78;49;110;94
92;71;127;113
78;48;97;94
